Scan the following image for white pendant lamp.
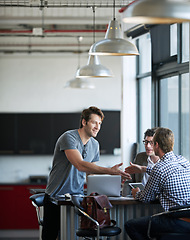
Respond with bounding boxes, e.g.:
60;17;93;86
122;0;190;24
76;55;113;78
89;0;139;56
89;19;139;56
65;78;95;89
65;36;95;89
76;7;113;78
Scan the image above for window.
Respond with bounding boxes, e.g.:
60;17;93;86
159;73;189;159
182;22;189;63
138;76;152;152
170;24;177;57
159;76;179;154
181;73;189;159
134;24;189;159
136;32;152;151
138;33;151;74
157;24;189;158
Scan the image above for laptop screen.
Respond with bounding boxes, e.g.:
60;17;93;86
87;175;121;197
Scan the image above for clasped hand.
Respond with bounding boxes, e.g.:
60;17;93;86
111;163;132;180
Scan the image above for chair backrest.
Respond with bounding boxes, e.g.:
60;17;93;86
71;195;84;216
71;195;83;208
130;142;138;163
29;193;45;226
29;193;45;207
72;195;121;240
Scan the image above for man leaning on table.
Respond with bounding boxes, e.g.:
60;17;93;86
125;127;190;240
42;106;130;240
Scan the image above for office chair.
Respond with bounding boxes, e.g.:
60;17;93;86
30;193;63;240
147;204;190;240
130;142;138;163
71;195;121;240
29;193;45;226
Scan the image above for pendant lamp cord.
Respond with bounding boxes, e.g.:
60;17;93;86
113;0;116;20
40;0;44;37
77;36;82;69
92;6;96;43
42;8;44;37
77;37;80;69
93;6;95;43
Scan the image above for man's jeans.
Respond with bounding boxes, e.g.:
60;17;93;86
125;215;190;240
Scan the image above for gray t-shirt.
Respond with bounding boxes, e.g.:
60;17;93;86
45;129;100;196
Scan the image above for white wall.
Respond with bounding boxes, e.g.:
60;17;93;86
0;154;122;183
121;55;137;168
0;21;138;182
0;52;125;182
0;53;122;112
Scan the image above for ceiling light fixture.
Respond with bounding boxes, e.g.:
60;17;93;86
76;55;113;78
65;78;95;89
76;7;113;78
32;0;44;36
122;0;190;24
89;0;139;56
65;36;95;89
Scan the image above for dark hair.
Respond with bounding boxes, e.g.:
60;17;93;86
79;106;104;128
153;127;174;153
144;127;158;139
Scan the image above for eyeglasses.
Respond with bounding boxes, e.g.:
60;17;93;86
143;140;154;146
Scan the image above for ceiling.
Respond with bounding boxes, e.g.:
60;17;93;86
0;0;132;54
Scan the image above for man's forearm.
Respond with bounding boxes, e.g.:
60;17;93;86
65;148;130;178
77;161;112;174
125;163;147;175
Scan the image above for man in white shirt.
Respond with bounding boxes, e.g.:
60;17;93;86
132;128;159;185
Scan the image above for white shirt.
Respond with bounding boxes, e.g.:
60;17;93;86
142;156;159;186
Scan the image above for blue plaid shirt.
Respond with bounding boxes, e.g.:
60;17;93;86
135;151;190;211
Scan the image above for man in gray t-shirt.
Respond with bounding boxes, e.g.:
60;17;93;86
46;129;100;196
42;106;130;240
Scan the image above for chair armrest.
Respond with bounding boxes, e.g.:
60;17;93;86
147;205;190;239
151;206;190;219
76;207;100;240
169;204;190;211
29;193;45;207
77;208;99;228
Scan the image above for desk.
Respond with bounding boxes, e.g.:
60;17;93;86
51;196;164;240
29;188;46;194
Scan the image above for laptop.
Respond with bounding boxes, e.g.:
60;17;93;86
87;175;121;197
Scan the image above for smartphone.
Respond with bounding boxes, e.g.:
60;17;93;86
129;183;145;191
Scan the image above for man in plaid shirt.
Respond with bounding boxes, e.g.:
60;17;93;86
125;127;190;239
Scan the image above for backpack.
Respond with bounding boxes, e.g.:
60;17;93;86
80;192;113;229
